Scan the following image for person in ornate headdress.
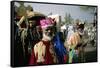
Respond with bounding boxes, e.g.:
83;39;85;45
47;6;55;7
29;18;58;65
64;21;85;63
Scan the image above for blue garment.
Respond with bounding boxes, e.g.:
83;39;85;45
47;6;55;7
53;32;67;63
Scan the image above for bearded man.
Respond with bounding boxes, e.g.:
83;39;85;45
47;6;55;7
29;18;58;65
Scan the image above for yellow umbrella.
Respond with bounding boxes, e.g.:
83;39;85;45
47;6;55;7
27;11;45;18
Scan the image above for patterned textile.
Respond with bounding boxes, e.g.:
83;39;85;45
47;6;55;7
29;40;58;65
40;18;54;29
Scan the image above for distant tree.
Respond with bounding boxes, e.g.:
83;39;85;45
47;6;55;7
64;13;68;23
80;6;95;14
64;13;73;24
68;14;73;24
84;20;88;23
80;6;97;24
75;19;80;23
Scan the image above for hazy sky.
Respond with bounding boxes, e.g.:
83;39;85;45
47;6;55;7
15;2;96;23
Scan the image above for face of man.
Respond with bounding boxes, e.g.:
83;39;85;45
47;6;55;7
28;20;36;28
42;26;55;41
78;28;84;36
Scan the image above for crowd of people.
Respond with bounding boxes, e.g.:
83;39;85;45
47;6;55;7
13;6;97;66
